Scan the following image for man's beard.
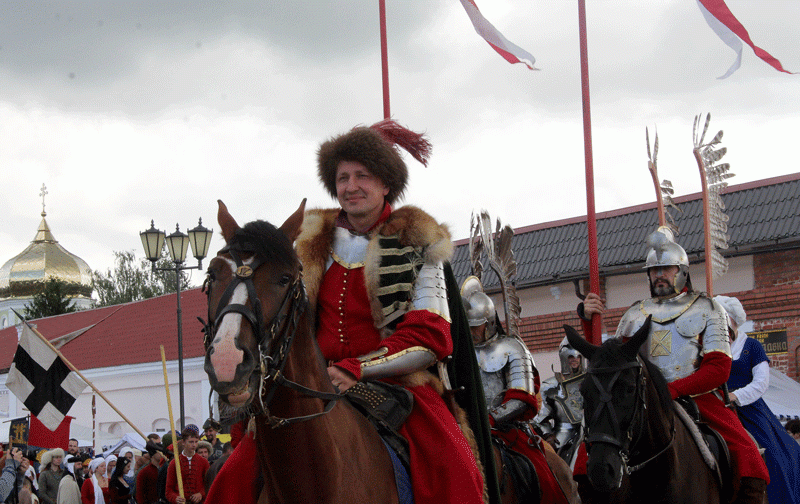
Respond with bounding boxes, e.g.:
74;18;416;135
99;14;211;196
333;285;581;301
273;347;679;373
652;280;674;297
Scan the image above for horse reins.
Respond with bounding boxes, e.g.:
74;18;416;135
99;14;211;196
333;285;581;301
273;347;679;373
202;239;342;429
584;356;675;475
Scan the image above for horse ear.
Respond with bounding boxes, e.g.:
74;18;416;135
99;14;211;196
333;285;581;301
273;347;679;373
217;200;240;243
622;315;652;361
563;324;597;361
279;198;307;242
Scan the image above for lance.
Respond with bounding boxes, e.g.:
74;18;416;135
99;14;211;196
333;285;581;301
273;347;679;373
578;0;601;345
379;0;390;119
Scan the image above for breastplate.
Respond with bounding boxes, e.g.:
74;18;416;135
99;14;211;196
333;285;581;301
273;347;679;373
552;374;585;424
617;293;729;383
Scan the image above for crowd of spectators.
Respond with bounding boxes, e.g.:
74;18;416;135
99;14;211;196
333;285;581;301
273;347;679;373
1;422;231;504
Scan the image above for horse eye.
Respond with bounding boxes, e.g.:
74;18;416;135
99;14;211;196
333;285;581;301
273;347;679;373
278;274;292;286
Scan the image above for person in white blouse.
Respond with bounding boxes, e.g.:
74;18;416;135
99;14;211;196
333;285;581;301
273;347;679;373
716;295;800;504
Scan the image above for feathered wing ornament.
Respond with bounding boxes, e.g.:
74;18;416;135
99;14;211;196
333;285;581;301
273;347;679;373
693;113;734;296
468;211;485;283
469;210;522;340
646;127;681;234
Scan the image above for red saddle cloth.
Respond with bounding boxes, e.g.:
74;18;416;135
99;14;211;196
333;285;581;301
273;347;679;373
495;428;570;504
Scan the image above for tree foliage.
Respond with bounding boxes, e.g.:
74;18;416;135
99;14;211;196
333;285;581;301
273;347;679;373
23;277;79;319
92;250;191;307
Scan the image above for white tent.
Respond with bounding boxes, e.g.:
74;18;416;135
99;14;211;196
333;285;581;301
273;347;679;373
763;368;800;421
102;432;146;457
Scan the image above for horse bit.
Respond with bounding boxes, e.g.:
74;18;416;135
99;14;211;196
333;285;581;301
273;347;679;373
201;238;342;428
584;357;675;475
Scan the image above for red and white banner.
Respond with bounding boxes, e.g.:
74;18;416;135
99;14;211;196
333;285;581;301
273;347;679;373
696;0;794;79
459;0;537;70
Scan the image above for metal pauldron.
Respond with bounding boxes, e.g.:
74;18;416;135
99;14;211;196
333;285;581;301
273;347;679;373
411;262;451;322
359;346;438;380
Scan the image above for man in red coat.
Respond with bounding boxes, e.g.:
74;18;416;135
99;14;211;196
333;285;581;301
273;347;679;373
166;426;209;504
136;440;166;504
581;227;769;504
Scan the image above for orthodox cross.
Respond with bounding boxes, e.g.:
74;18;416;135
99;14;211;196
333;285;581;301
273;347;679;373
40;183;48;215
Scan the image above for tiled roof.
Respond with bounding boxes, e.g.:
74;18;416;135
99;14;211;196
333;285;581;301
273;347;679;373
452;173;800;289
0;289;207;371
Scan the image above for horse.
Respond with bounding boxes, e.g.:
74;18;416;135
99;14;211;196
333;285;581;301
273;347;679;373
564;318;723;504
202;200;399;504
202;199;577;504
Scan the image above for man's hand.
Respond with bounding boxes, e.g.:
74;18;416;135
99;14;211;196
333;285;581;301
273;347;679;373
583;292;606;318
175;497;186;504
189;492;203;503
327;366;357;391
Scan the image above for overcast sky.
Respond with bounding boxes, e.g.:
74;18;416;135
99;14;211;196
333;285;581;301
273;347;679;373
1;1;797;289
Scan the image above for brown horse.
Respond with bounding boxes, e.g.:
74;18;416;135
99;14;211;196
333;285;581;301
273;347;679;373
564;319;723;504
202;200;398;504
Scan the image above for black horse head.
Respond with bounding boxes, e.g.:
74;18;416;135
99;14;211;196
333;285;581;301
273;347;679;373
563;317;652;491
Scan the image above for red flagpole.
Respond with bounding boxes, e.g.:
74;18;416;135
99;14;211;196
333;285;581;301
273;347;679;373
578;0;601;344
379;0;391;119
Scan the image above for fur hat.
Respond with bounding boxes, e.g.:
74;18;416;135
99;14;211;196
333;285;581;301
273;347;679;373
145;440;167;457
317;119;431;205
197;440;213;454
40;447;65;469
203;418;221;431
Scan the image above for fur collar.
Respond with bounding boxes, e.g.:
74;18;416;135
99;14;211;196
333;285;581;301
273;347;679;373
295;205;453;323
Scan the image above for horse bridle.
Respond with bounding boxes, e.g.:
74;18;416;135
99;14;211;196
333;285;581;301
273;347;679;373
584;356;675;475
202;238;342;428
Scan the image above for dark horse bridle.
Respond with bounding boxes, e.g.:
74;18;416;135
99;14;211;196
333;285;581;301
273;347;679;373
201;237;342;428
584;356;675;475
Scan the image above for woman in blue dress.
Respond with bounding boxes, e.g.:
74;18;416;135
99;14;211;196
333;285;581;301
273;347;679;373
716;295;800;504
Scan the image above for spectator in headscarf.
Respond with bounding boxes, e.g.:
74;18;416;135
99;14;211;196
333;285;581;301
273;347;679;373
81;457;110;504
716;295;800;504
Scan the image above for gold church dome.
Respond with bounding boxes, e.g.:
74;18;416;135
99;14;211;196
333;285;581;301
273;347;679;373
0;211;93;299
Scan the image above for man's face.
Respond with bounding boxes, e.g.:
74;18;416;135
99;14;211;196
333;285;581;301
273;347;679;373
649;265;679;297
335;161;389;225
204;428;217;442
469;323;487;345
68;440;79;454
568;355;582;372
73;461;83;474
197;447;209;459
183;436;199;455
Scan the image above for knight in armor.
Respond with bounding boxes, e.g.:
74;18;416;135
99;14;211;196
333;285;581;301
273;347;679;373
532;336;585;468
462;276;569;504
583;227;769;504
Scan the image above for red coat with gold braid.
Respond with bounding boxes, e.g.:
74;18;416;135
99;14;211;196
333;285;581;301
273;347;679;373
296;204;484;504
165;452;209;504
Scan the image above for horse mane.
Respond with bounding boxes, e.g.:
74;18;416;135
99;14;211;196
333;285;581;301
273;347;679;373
640;353;673;415
236;220;297;267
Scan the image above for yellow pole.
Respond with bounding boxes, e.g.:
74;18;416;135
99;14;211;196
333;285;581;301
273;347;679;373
13;313;148;440
160;345;184;500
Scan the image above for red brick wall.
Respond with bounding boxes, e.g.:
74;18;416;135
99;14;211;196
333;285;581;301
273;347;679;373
517;249;800;381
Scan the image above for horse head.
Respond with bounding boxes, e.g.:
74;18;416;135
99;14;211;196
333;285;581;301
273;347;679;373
563;316;651;492
203;199;307;411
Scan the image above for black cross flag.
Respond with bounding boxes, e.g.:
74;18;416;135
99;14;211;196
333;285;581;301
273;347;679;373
5;323;87;431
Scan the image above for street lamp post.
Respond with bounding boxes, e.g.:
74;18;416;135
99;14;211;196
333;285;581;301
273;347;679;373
140;218;213;431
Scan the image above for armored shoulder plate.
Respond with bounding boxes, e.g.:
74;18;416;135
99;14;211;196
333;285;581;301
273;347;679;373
476;335;528;373
617;292;700;338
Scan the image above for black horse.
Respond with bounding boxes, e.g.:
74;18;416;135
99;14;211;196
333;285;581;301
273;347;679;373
564;318;722;504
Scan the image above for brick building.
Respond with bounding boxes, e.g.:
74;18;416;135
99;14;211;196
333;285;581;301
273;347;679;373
452;173;800;383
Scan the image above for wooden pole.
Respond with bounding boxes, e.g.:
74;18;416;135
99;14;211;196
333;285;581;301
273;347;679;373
161;345;184;499
12;311;148;440
578;0;601;344
379;0;390;119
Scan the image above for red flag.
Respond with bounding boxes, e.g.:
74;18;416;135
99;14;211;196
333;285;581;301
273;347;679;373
696;0;794;78
459;0;538;70
29;414;72;450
